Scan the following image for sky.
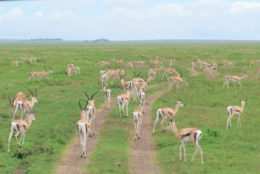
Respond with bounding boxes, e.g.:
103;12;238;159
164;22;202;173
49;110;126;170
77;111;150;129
0;0;259;40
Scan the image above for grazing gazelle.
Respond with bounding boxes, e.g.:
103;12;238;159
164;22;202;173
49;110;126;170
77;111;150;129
117;90;131;117
103;86;111;109
167;119;204;164
132;106;144;140
77;100;91;158
226;99;247;129
152;101;184;134
8;112;36;152
85;91;98;136
223;74;248;88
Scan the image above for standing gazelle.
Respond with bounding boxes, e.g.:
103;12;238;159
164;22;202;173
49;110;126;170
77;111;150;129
132;106;144;140
8;113;36;152
117;90;131;117
152;101;184;134
167;119;204;164
223;74;248;88
77;100;91;158
85;91;98;136
103;86;111;109
226;99;247;129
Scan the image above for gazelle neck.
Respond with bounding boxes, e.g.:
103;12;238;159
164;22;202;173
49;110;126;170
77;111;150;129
26;116;34;129
240;101;246;111
81;111;87;120
170;122;179;138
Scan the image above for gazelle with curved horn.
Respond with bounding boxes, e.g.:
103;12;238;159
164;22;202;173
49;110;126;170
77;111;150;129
84;91;98;136
77;99;91;158
152;100;184;134
8;112;36;152
167;119;204;164
103;86;112;109
117;90;131;118
226;98;247;129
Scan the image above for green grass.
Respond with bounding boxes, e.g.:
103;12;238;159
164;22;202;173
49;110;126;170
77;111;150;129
0;42;259;174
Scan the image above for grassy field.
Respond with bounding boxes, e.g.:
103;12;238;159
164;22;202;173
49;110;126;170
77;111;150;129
0;42;259;174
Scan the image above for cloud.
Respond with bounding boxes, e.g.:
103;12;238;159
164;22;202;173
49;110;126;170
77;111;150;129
104;0;140;7
230;1;260;14
47;11;75;20
35;11;44;18
1;8;23;20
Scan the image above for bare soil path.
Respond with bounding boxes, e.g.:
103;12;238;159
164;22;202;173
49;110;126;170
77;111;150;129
54;100;115;174
129;88;170;174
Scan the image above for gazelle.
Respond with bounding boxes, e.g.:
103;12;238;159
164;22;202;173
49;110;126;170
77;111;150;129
12;89;38;119
163;67;179;79
223;61;234;68
27;69;52;80
66;64;80;76
152;101;184;134
103;86;111;109
8;113;36;152
167;119;204;164
226;99;247;129
251;60;260;66
223;74;248;88
77;100;91;158
133;60;145;68
84;91;98;136
117;90;131;117
168;75;188;88
132;106;144;140
97;60;111;67
138;88;145;109
196;59;210;70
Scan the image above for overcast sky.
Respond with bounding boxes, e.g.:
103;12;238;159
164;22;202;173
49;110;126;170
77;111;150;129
0;0;259;40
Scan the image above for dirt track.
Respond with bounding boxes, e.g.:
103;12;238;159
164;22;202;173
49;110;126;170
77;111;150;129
54;100;115;174
129;89;169;174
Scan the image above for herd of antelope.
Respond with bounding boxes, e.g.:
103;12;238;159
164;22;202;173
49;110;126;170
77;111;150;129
6;56;259;165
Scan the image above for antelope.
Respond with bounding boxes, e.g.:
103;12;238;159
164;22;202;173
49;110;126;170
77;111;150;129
11;60;19;67
132;106;144;140
196;59;210;69
27;56;37;64
97;60;111;67
77;100;91;158
152;101;184;134
167;119;204;164
226;99;247;129
103;86;111;109
8;113;36;152
66;64;80;76
100;70;109;86
27;69;52;80
223;61;234;68
223;74;248;88
138;88;145;109
257;68;260;77
151;57;163;68
117;90;131;117
163;67;179;79
133;61;145;68
84;91;98;136
251;60;260;66
168;75;188;88
120;75;134;92
12;89;38;119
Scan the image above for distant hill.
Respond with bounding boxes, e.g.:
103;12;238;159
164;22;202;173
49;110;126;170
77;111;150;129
91;39;110;43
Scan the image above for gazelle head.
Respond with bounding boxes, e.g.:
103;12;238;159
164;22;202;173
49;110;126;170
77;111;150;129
176;101;184;108
239;98;247;106
85;91;98;106
28;89;38;103
79;99;88;117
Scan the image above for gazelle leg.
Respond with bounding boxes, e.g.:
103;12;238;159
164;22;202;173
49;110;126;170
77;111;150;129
8;130;14;152
179;143;182;161
152;116;159;134
126;103;128;116
191;145;199;162
160;117;166;130
118;104;122;118
182;142;187;162
238;81;242;87
237;114;241;128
